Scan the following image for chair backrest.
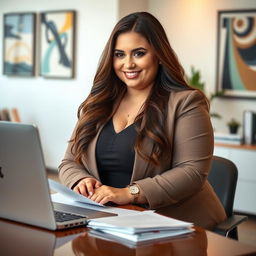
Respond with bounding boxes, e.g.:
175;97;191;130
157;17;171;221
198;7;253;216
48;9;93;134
208;156;238;217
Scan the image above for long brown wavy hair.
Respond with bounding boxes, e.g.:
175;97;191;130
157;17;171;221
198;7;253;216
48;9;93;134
71;12;196;166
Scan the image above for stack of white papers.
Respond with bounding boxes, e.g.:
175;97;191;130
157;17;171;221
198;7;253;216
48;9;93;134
87;212;194;245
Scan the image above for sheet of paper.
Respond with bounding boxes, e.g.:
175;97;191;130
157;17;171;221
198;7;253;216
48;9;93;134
87;212;193;234
97;227;194;242
51;193;143;216
48;179;104;207
88;228;193;248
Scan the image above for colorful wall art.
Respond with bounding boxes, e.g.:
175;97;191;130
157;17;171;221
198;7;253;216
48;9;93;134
3;13;36;76
216;9;256;99
40;10;76;78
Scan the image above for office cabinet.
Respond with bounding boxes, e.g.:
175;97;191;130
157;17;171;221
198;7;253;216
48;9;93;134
214;143;256;215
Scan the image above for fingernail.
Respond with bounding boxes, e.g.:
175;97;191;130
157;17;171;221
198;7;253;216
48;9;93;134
89;192;93;196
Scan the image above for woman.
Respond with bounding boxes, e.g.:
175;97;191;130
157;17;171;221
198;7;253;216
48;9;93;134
59;12;226;229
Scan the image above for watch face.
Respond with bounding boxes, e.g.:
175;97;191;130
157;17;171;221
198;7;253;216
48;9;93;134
130;185;139;195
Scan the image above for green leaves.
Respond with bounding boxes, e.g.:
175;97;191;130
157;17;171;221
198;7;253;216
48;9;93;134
186;66;224;119
188;66;205;92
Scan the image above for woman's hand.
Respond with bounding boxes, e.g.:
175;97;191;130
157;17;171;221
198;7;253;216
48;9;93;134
89;185;133;205
73;178;102;197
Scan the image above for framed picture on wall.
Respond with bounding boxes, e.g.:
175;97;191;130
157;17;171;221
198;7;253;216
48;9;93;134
3;12;36;76
40;10;76;78
216;9;256;99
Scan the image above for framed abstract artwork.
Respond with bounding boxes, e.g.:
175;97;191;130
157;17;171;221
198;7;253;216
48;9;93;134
216;9;256;99
3;12;36;76
40;10;76;78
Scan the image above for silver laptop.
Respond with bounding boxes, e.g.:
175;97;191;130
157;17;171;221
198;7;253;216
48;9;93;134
0;121;114;230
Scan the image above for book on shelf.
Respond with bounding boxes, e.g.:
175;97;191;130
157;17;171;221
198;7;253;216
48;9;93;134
243;110;256;145
87;211;194;245
0;108;11;121
0;108;21;122
9;108;21;122
214;132;242;145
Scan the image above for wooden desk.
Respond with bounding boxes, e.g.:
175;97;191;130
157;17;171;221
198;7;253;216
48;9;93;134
1;210;256;256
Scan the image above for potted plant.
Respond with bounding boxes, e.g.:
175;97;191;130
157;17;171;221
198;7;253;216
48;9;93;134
227;118;241;134
186;66;224;119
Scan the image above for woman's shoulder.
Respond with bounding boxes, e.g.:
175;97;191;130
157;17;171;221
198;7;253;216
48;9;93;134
168;88;205;102
168;88;209;111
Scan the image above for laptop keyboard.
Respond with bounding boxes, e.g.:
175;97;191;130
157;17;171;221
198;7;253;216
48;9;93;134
54;211;85;222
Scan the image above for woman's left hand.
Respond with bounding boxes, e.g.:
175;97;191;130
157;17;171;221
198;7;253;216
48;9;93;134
88;185;133;205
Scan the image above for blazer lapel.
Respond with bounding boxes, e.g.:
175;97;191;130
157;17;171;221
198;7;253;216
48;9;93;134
85;126;104;181
130;138;154;182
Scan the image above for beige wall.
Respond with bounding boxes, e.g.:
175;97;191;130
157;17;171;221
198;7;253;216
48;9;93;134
1;0;255;167
148;0;256;132
118;0;148;19
0;0;118;167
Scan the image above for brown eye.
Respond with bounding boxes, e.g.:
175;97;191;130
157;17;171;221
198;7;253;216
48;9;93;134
134;50;146;57
114;51;125;58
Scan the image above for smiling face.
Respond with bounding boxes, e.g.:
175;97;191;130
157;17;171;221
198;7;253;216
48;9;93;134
113;31;159;92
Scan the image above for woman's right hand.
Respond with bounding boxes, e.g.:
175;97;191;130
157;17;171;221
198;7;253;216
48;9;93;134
73;178;102;197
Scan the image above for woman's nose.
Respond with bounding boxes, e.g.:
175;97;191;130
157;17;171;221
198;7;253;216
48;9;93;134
124;57;135;69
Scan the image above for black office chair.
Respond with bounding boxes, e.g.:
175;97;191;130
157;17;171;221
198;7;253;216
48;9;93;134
208;156;248;240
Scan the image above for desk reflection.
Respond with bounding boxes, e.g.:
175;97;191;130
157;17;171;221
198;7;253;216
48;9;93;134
0;218;207;256
2;218;256;256
0;219;85;256
71;228;208;256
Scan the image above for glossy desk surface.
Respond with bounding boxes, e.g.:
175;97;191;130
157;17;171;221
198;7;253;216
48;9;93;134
1;206;256;256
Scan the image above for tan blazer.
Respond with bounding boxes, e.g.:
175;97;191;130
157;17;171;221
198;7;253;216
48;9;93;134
59;89;226;230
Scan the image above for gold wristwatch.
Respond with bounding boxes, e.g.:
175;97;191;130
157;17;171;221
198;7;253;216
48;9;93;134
128;184;140;204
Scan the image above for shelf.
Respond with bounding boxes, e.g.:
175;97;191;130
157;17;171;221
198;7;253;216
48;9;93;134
214;143;256;151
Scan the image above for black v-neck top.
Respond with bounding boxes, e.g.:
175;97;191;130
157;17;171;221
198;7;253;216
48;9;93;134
96;119;137;188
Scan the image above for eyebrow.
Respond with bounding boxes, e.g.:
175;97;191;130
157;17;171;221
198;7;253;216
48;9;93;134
114;47;147;53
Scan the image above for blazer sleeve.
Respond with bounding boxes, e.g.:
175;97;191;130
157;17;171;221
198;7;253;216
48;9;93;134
135;90;214;209
58;122;95;189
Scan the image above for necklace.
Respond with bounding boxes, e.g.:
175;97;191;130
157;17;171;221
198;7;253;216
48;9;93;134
120;97;146;121
127;107;143;120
